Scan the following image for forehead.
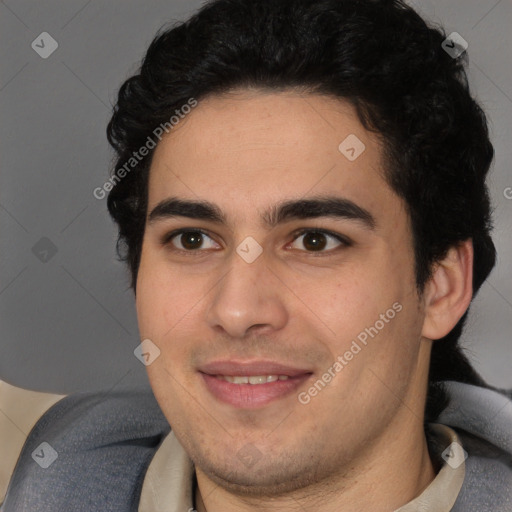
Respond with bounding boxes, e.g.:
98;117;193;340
147;90;403;228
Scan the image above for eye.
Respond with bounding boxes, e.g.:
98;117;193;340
161;228;351;256
288;229;350;253
163;229;219;252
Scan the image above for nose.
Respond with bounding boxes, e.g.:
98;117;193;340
205;248;289;339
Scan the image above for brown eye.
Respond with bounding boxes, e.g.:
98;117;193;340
289;229;350;253
302;232;328;251
179;231;204;250
165;230;219;252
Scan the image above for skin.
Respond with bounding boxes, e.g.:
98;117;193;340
135;89;473;511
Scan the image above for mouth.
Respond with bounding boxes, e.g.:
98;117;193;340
198;360;313;408
215;374;291;384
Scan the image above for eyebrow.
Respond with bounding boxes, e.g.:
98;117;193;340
147;195;376;230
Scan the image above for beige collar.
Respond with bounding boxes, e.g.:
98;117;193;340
394;424;465;512
139;423;465;512
138;431;195;512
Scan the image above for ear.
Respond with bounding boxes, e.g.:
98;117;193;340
421;239;473;340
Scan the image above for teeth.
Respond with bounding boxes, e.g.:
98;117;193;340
216;374;289;384
249;375;267;384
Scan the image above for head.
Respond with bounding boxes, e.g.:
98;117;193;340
106;0;496;499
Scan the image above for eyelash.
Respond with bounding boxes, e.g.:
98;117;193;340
160;228;352;256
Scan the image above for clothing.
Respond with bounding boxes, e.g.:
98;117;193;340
0;380;65;501
1;380;511;511
0;387;170;512
437;381;512;510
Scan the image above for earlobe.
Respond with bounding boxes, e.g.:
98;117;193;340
421;240;474;340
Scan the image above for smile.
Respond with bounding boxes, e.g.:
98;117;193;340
215;375;290;384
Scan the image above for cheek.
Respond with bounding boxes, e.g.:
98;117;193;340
317;258;418;363
135;260;197;418
135;254;213;383
321;273;397;338
136;254;201;338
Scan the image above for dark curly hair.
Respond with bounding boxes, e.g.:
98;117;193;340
106;0;496;421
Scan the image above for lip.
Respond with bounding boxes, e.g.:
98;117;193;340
199;359;313;408
199;359;312;377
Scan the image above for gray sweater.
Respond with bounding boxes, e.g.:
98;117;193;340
440;381;512;511
1;381;511;511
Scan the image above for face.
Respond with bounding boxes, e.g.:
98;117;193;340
136;90;431;495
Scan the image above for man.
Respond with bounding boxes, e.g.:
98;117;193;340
1;0;511;510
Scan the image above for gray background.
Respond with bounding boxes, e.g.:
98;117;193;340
1;0;511;394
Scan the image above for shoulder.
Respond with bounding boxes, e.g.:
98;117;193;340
438;381;512;512
0;381;170;511
0;379;66;504
456;429;512;511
